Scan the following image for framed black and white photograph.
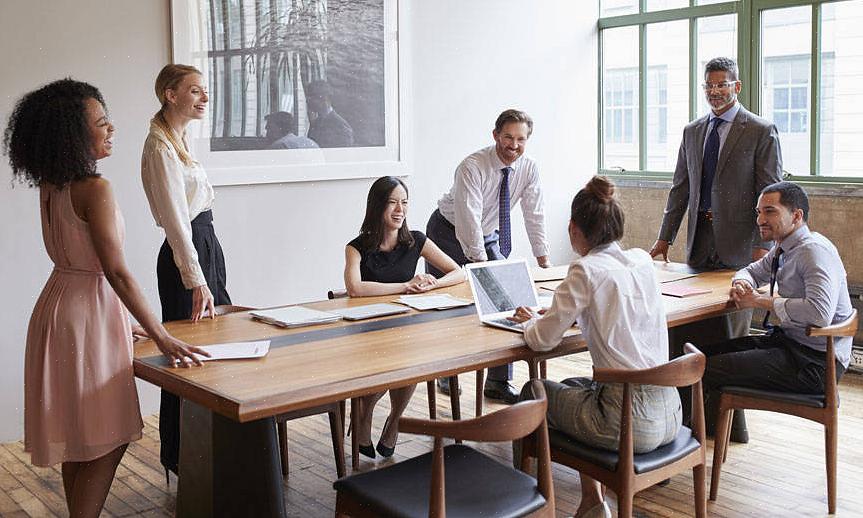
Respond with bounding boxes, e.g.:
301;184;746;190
171;0;409;185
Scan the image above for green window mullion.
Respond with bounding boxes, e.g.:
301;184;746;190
639;23;647;171
598;27;605;170
810;2;822;176
690;0;698;125
748;1;762;116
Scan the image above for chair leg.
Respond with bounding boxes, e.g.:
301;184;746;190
693;463;707;518
328;409;346;478
449;375;461;420
426;380;437;420
475;369;484;417
826;417;837;514
277;420;289;479
539;359;547;380
710;406;733;501
350;398;360;470
618;490;634;518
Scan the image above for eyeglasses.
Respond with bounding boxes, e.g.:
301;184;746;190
702;81;737;92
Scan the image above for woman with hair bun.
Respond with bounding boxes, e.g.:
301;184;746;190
510;176;681;518
140;64;232;479
5;78;207;517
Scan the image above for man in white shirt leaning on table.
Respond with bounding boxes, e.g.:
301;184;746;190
425;108;551;404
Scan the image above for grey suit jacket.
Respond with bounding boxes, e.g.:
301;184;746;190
658;105;783;269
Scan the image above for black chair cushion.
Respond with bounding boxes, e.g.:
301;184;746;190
550;425;700;475
333;444;546;518
722;385;826;408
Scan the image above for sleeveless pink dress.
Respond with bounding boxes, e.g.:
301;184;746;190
24;185;143;467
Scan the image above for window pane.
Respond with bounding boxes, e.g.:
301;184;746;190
696;14;737;117
646;0;687;11
601;0;638;17
602;26;639;171
762;7;811;175
646;20;688;171
820;0;863;178
697;0;735;5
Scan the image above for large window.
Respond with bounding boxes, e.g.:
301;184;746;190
599;0;863;181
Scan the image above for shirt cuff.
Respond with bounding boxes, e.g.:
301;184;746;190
178;262;207;290
531;243;550;259
773;297;790;324
464;246;487;262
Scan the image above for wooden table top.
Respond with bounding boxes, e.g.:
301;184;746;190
133;264;735;423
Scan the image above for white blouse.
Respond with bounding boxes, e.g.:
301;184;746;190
523;242;669;370
140;122;214;289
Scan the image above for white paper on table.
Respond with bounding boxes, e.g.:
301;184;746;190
394;294;473;310
192;340;271;361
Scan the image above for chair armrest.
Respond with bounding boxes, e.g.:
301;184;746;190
807;309;858;338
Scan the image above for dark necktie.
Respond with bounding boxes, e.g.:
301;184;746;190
498;167;512;258
761;248;784;330
699;118;725;212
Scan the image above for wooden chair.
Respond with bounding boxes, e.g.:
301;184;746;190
520;343;707;518
214;304;346;479
710;309;858;514
334;380;554;518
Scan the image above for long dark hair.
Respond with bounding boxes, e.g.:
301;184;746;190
358;176;415;252
4;78;106;188
571;175;624;249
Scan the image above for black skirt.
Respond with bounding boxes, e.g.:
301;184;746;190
156;209;231;473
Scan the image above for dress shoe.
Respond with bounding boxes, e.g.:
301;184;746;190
579;500;611;518
436;377;462;396
729;428;749;444
358;443;376;459
376;440;395;458
483;380;519;404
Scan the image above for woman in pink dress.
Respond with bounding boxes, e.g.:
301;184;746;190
4;79;208;517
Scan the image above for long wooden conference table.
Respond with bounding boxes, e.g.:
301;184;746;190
133;262;736;517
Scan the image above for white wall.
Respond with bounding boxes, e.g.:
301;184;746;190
0;0;597;442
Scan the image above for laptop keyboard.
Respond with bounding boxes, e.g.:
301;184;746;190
488;317;524;330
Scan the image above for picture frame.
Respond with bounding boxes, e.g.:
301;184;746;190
169;0;410;186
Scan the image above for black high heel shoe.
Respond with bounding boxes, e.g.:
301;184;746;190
376;416;396;458
358;443;376;459
375;440;395;458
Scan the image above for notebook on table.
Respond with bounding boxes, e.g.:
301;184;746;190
250;306;341;328
329;303;410;321
465;258;540;333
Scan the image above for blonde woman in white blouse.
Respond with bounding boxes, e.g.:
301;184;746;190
509;176;682;518
140;64;232;479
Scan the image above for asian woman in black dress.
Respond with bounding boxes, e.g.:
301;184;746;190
344;176;464;457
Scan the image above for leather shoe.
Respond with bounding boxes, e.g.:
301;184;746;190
483;380;519;404
358;443;376;459
729;428;749;444
436;377;461;396
376;440;395;458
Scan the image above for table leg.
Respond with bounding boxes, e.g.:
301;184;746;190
350;398;360;470
177;400;286;518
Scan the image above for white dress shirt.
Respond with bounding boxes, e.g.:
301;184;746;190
523;242;669;370
141;122;215;289
437;145;549;261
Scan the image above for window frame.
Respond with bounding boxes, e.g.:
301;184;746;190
597;0;862;185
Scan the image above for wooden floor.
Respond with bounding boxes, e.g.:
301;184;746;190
2;354;863;517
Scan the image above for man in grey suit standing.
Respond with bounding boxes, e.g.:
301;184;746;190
649;56;783;442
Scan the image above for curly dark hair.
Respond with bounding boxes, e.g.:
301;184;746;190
3;78;106;188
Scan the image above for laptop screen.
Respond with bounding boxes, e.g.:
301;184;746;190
466;260;538;316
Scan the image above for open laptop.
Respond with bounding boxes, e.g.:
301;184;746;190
465;258;539;333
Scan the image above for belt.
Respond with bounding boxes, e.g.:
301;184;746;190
53;266;104;276
698;210;713;222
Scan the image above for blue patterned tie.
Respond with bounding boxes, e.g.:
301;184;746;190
699;118;724;212
498;167;512;258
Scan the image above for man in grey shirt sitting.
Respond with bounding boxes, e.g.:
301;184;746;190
702;181;853;439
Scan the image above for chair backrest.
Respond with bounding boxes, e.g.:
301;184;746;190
328;288;348;300
399;380;548;443
213;304;255;316
400;379;554;518
592;343;706;388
